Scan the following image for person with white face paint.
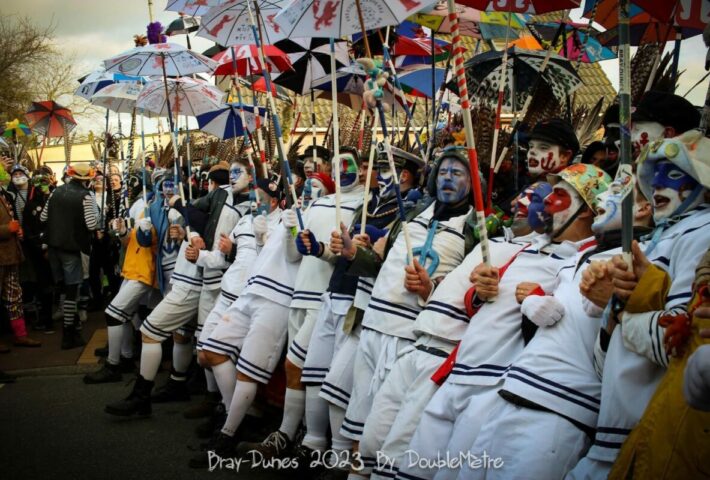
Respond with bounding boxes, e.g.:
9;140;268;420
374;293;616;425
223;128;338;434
526;118;580;180
630;90;700;160
566;129;710;480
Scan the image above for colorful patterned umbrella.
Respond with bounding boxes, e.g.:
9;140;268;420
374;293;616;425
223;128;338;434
213;44;293;76
25;101;77;138
90;81;149;115
410;2;527;39
396;66;447;98
527;21;615;63
75;70;147;100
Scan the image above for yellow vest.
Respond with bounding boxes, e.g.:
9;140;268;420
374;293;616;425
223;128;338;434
121;226;158;288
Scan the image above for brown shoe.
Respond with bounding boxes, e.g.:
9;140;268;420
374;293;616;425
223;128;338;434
13;336;42;347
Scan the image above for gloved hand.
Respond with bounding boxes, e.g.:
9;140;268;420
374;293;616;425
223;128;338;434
282;208;298;229
253;214;268;245
296;229;320;256
684;344;710;411
138;218;152;233
403;189;422;208
520;295;565;327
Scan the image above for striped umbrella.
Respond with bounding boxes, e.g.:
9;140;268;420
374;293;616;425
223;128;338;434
25;101;77;138
196;103;267;139
271;38;349;95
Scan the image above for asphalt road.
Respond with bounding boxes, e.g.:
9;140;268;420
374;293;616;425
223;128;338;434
0;373;295;480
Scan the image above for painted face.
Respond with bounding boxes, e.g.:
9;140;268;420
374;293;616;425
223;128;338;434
631;121;665;159
527;140;565;177
544;181;583;235
377;166;396;198
11;172;28;186
303;159;315;176
302;177;326;207
436;158;470;204
230;164;249;193
651;160;700;221
528;182;553;232
592;181;624;234
511;184;536;233
32;175;50;194
336;153;359;188
162;180;177;199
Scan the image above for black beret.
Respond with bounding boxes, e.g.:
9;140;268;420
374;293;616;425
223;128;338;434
632;90;700;134
529;118;580;155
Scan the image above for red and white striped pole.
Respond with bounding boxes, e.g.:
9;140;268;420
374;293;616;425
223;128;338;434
447;0;490;265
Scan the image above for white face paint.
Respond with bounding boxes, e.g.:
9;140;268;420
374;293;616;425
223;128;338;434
527;140;563;177
230;164;249;193
592;187;623;234
631;121;665;159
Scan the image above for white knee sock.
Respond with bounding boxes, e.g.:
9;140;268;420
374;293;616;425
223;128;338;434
221;380;258;437
120;323;134;359
278;388;306;441
212;361;237;410
139;342;163;381
302;386;329;451
171;342;193;379
330;404;352;453
205;368;219;393
106;325;123;366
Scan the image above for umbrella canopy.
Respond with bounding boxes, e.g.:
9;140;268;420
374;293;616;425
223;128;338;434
312;64;367;96
90;82;149;115
459;47;583;110
396;66;447;98
25;101;77;138
213;44;293;76
75;70;147;100
237;75;293;101
137;77;226;118
103;43;218;77
410;2;527;39
527;21;615;62
196;103;267;139
510;34;542;49
271;38;349;95
165;0;222;17
197;0;290;47
461;0;581;14
273;0;437;39
2;119;32;138
586;0;707;33
166;15;200;36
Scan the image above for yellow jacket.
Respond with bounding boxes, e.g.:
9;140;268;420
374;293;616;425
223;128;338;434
121;225;158;288
610;256;710;479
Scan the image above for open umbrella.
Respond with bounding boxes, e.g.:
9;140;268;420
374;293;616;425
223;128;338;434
90;81;149;115
271;38;349;95
1;119;32;162
137;77;226;118
462;0;581;14
396;66;447;98
410;2;527;39
244;75;293;101
75;70;146;100
25;101;77;138
165;0;221;17
103;43;218;78
196;103;266;139
213;44;293;76
165;14;200;49
197;0;289;46
527;21;615;63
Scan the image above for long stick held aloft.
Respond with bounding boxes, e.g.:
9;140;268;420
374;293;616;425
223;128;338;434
618;0;633;260
360;112;380;235
330;37;343;229
446;0;489;265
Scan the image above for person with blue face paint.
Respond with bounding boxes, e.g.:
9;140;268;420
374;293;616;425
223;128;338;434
336;147;485;476
510;182;553;237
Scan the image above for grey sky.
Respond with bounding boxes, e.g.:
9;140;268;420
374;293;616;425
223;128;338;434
4;1;709;134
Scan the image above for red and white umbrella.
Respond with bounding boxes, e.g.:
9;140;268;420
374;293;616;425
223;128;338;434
90;82;149;115
213;44;293;76
165;0;222;17
137;77;226;118
197;0;290;47
103;43;218;77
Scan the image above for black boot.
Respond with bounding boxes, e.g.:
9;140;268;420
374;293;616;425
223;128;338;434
104;375;154;416
73;322;86;347
151;370;190;403
195;402;227;439
61;325;84;350
83;362;122;384
188;432;236;469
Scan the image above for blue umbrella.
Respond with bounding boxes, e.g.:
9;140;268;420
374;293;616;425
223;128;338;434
196;103;266;140
75;70;146;100
395;66;447;99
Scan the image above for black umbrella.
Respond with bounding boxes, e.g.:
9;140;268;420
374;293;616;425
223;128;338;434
271;38;349;96
166;15;200;49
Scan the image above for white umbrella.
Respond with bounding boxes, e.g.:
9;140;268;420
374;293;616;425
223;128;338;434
197;0;290;46
75;70;146;100
90;82;149;115
165;0;222;17
137;77;226;118
103;43;218;77
273;0;437;39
